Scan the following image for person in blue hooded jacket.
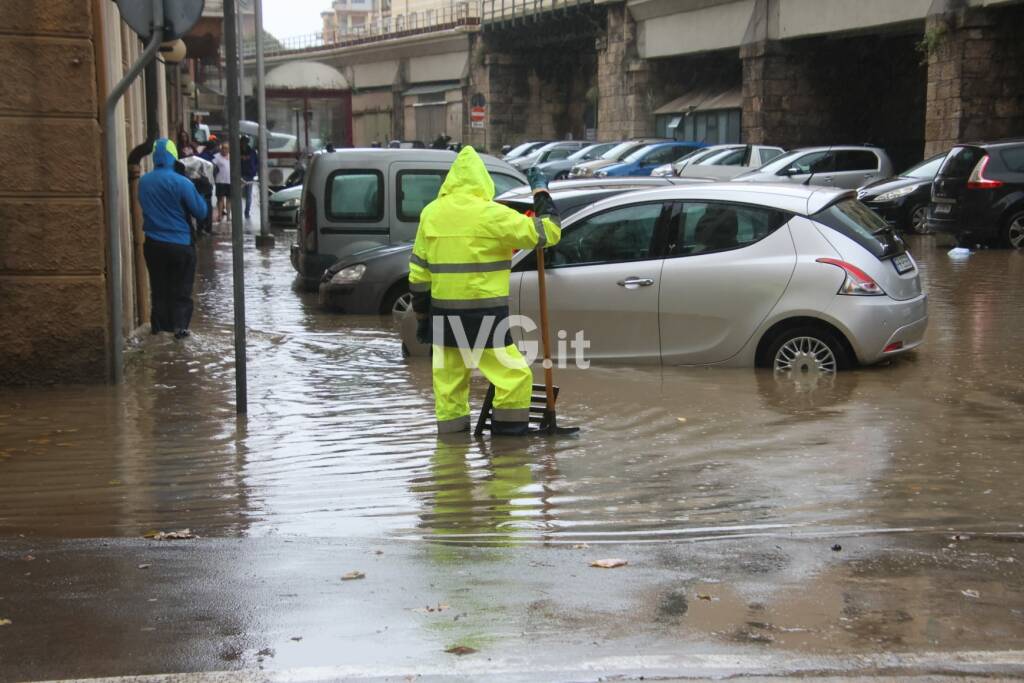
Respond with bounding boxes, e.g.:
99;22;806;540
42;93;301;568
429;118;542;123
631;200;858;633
138;138;208;338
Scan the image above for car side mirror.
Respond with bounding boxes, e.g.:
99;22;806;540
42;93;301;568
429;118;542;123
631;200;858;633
779;166;800;177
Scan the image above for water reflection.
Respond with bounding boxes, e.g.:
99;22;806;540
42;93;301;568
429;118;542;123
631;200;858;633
1;234;1022;546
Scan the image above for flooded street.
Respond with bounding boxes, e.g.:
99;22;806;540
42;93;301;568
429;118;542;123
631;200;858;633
2;229;1024;680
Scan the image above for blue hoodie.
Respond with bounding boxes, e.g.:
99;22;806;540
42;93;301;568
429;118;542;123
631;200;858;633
139;138;208;245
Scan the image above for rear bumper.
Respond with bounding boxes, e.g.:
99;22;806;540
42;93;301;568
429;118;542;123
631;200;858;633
827;293;928;365
269;206;298;227
926;203;999;241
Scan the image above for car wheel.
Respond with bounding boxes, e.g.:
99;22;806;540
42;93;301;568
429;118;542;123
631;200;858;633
767;326;851;377
380;283;412;323
908;203;930;235
1002;211;1024;249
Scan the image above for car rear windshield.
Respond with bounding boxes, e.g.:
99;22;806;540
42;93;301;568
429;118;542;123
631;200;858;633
812;198;903;259
1000;146;1024;172
937;146;985;179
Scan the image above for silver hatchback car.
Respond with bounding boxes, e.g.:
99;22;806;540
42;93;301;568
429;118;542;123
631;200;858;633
402;184;928;374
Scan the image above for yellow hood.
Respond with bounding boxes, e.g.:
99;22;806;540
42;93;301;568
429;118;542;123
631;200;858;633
439;146;494;201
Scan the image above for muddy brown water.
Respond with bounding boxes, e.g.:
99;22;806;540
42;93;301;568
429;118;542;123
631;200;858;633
1;235;1023;545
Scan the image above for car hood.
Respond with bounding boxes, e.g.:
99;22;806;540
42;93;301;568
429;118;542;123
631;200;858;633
856;175;923;197
325;242;413;274
270;185;302;202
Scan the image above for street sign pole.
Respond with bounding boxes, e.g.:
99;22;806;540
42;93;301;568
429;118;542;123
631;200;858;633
237;4;246;122
224;0;249;414
254;0;274;247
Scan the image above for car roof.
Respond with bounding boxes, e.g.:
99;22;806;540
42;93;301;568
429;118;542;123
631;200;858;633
309;148;524;178
496;176;680;202
574;182;855;217
789;145;885;153
961;138;1024;149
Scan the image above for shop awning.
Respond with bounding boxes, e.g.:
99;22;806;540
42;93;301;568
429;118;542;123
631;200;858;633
654;86;742;116
402;82;460;97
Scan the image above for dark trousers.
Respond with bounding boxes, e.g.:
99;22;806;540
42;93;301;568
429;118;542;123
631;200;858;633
144;238;196;333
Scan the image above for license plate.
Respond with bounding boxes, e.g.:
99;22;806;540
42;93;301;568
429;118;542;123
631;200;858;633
892;253;914;275
934;203;952;215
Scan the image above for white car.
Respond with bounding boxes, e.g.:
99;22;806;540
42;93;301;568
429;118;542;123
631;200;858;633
651;144;785;178
402;183;927;374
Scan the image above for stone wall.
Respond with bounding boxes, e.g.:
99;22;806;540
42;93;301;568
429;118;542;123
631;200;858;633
924;4;1024;157
0;0;109;383
596;3;652;140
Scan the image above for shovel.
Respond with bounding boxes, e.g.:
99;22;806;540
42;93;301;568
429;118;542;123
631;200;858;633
533;244;579;435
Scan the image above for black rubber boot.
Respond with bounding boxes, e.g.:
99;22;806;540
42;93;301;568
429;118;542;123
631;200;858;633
491;420;530;437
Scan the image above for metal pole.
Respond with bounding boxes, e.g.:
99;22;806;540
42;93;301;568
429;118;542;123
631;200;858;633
224;0;249;414
104;0;165;384
254;0;274;247
237;3;246;122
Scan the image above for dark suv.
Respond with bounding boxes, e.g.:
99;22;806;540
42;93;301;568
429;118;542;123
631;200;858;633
928;140;1024;248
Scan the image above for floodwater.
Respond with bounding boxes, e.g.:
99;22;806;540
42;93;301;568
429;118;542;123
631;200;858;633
3;229;1024;680
1;234;1023;544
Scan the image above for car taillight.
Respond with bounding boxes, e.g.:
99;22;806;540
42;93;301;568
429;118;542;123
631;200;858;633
966;155;1004;190
816;258;886;296
303;193;317;253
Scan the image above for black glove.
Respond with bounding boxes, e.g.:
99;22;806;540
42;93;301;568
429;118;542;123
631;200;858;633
416;316;432;345
526;166;549;193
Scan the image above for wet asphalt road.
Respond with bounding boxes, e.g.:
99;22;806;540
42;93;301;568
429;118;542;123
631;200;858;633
1;223;1023;681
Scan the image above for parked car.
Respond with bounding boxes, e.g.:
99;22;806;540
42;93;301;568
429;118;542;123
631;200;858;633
290;149;526;289
320;184;660;317
651;145;739;177
594;141;706;177
677;144;786;180
400;183;927;372
733;146;893;189
857;152;947;234
268;185;302;228
509;141;589;171
568;138;670;178
927;140;1024;248
535;142;619;180
502;141;549;162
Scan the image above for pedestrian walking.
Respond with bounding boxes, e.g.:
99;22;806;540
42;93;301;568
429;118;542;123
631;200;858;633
409;146;562;436
212;141;232;222
239;135;258;220
138;138;208;338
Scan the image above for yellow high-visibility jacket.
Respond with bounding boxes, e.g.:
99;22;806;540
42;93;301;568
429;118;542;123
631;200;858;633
409;146;560;346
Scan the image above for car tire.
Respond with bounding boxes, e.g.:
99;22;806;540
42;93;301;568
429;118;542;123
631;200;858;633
1002;210;1024;250
765;325;852;376
907;203;930;235
380;282;412;322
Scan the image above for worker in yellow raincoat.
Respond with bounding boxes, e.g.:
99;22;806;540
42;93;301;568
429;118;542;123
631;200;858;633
409;146;562;436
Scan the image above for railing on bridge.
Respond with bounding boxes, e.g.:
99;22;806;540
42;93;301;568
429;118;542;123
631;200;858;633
246;2;482;58
480;0;594;23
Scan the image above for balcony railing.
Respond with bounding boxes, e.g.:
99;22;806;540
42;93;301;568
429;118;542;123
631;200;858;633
481;0;593;23
245;2;481;58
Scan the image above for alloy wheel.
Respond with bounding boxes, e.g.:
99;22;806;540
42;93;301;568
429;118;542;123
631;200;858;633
1008;217;1024;249
392;292;414;323
911;205;930;234
773;336;837;376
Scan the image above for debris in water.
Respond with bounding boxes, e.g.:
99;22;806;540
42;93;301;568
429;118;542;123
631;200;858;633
290;636;303;642
138;564;151;570
831;544;842;552
590;558;628;569
341;570;365;581
677;417;687;423
144;529;197;540
412;603;450;614
445;645;477;656
572;543;590;550
0;619;11;626
948;247;971;258
961;589;980;599
21;555;35;562
696;593;717;601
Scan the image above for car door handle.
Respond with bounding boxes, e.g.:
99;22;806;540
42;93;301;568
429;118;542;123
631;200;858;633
617;277;655;289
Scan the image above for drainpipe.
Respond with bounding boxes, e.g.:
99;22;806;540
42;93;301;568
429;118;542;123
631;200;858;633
104;0;164;383
127;60;161;328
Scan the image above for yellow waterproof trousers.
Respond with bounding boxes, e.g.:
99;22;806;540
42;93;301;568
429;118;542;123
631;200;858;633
432;344;533;433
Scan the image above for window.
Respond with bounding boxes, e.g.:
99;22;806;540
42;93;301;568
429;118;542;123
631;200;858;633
938;146;985;179
397;170;445;222
326;170;383;221
782;151;834;175
1000;146;1024;173
759;148;784;164
903;154;945;179
812;198;901;259
491;173;523;196
670;202;790;256
546;148;572;161
709;148;745;166
834;150;879;172
547;203;664;268
646;145;689;165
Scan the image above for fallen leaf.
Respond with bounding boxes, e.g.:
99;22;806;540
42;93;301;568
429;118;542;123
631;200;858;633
445;645;477;656
138;564;151;570
108;479;122;486
144;529;196;540
590;558;628;569
0;619;11;626
831;544;842;552
572;543;590;550
21;555;35;562
696;593;716;601
374;550;384;555
290;636;303;642
341;570;365;581
412;603;450;614
677;417;687;423
962;589;980;598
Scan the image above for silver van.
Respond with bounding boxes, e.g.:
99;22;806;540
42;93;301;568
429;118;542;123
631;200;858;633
290;149;526;288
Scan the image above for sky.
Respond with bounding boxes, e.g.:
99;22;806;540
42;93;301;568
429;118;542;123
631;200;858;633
261;0;333;41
